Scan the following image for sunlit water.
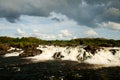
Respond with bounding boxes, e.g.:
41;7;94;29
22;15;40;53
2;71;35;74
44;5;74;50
0;45;120;80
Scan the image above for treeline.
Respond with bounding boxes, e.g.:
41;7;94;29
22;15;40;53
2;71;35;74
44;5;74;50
0;36;45;49
0;36;120;49
71;38;120;47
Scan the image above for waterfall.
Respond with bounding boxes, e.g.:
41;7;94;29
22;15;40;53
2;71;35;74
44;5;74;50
3;45;120;66
27;45;120;66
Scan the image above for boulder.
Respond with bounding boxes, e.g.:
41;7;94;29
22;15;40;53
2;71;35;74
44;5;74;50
84;45;100;54
0;44;10;55
109;49;119;55
19;47;42;57
53;52;64;59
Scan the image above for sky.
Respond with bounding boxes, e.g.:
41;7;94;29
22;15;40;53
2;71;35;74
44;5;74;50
0;0;120;40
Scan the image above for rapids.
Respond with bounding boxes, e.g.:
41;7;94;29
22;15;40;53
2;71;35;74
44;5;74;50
27;45;120;67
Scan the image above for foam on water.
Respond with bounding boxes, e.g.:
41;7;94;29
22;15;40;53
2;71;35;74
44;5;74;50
4;47;23;57
3;45;120;67
4;51;23;57
27;45;120;67
84;47;120;67
7;47;22;51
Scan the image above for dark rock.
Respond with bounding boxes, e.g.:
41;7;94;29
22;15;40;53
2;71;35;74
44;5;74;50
76;51;92;61
53;52;64;59
0;50;7;55
76;54;82;61
109;49;118;55
84;45;100;54
0;44;10;50
19;47;42;57
0;44;10;55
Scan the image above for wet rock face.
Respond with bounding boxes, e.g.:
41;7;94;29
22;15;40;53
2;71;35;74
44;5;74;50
109;49;119;55
0;44;10;55
76;51;92;61
19;47;42;57
0;50;7;55
84;45;100;54
53;52;64;60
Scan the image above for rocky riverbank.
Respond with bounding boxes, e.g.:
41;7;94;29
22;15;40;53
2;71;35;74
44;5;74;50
0;44;120;67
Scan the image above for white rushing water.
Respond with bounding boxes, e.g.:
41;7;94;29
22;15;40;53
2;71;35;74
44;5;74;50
4;51;23;57
4;47;23;57
26;45;120;67
3;45;120;67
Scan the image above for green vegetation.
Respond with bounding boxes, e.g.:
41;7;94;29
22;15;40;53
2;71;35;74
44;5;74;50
71;38;120;47
0;36;120;49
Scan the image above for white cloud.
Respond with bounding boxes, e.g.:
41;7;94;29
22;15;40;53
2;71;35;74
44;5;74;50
84;29;98;37
98;21;120;30
72;36;78;39
0;27;3;31
0;13;79;40
57;29;72;39
45;35;56;39
58;34;63;39
2;13;120;40
36;29;72;40
49;12;78;27
59;29;72;37
32;29;72;40
16;28;26;37
32;29;56;40
49;12;68;21
105;7;120;17
79;0;88;8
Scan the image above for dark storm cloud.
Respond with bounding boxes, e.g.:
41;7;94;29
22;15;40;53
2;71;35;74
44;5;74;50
0;0;120;27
